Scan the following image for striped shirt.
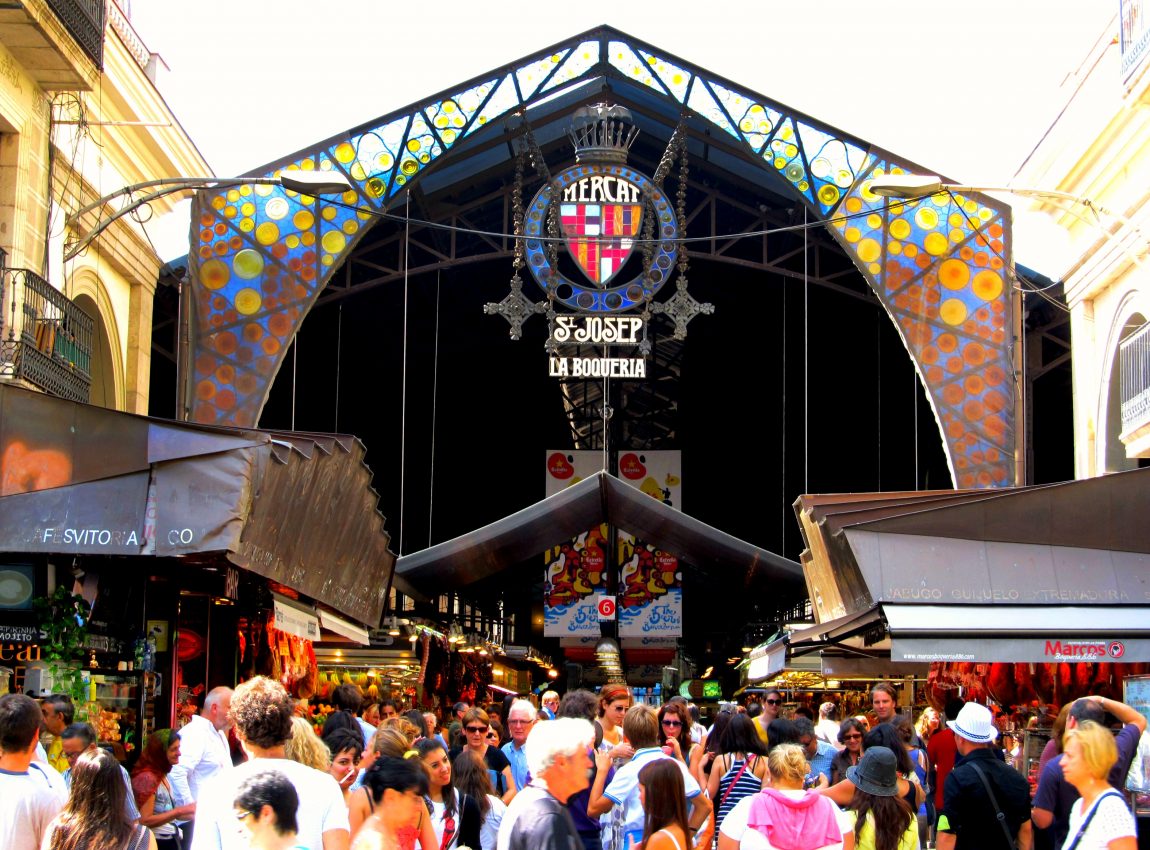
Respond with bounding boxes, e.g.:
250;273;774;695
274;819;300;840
715;755;763;839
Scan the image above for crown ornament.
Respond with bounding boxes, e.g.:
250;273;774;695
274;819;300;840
568;104;639;164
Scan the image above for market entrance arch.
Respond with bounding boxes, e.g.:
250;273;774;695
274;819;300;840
182;26;1020;492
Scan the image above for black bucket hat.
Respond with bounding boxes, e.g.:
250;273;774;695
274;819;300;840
846;746;899;796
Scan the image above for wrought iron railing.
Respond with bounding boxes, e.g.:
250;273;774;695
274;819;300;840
1120;320;1150;435
0;267;93;403
47;0;106;69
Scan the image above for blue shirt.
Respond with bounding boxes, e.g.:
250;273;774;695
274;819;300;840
806;739;836;784
501;740;529;791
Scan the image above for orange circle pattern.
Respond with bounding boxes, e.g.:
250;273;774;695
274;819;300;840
832;164;1015;488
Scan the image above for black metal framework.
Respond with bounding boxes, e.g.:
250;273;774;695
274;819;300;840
48;0;105;68
1;267;93;402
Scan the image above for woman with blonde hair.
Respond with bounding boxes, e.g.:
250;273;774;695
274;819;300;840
913;708;939;747
718;743;852;850
1059;721;1137;850
285;715;330;772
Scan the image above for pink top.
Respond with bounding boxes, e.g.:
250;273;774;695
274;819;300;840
746;788;843;850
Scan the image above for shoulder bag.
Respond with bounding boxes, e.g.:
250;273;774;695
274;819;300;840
1063;790;1123;850
967;761;1018;850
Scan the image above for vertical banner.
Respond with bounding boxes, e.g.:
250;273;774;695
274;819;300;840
544;452;607;637
616;451;683;638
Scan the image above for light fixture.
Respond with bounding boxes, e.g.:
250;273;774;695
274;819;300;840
868;174;1128;222
387;617;401;637
548;668;558;679
64;169;354;261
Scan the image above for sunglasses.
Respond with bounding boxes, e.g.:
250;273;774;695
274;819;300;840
662;719;682;727
842;733;863;740
465;726;488;734
765;699;782;705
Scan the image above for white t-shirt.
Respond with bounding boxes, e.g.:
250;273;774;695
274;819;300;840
604;747;701;838
0;764;67;850
190;757;349;850
719;791;850;850
1064;792;1136;850
480;794;507;850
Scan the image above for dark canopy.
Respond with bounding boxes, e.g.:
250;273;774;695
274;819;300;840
396;470;802;595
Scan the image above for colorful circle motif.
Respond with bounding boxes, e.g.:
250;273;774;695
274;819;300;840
233;249;265;280
200;259;230;290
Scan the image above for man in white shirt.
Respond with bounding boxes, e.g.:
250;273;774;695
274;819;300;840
588;704;710;850
191;676;349;850
171;686;233;845
0;693;67;850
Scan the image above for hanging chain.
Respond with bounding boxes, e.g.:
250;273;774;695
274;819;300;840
511;144;526;273
675;130;690;286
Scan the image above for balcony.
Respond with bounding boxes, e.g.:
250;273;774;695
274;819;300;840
0;265;92;403
49;0;105;68
0;0;105;90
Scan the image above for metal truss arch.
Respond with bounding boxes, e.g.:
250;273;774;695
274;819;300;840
186;25;1018;488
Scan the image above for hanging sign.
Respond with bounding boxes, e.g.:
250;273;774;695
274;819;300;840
617;451;684;639
272;599;319;641
544;451;608;638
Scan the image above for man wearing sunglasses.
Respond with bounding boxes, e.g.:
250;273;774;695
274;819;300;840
753;689;783;746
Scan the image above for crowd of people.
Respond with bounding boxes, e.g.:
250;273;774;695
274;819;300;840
0;679;1144;850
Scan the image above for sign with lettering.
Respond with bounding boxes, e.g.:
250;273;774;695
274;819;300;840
892;636;1150;663
272;598;319;641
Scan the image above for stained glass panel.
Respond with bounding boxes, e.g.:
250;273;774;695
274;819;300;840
539;41;600;93
709;81;778;146
516;50;570;101
465;75;520;138
607;40;661;92
824;164;1015;487
635;49;694;103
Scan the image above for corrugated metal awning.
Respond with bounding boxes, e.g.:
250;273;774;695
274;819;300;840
0;383;405;625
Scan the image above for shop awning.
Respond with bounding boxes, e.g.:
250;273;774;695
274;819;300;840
0;383;407;625
883;604;1150;663
396;470;803;595
793;469;1150;663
